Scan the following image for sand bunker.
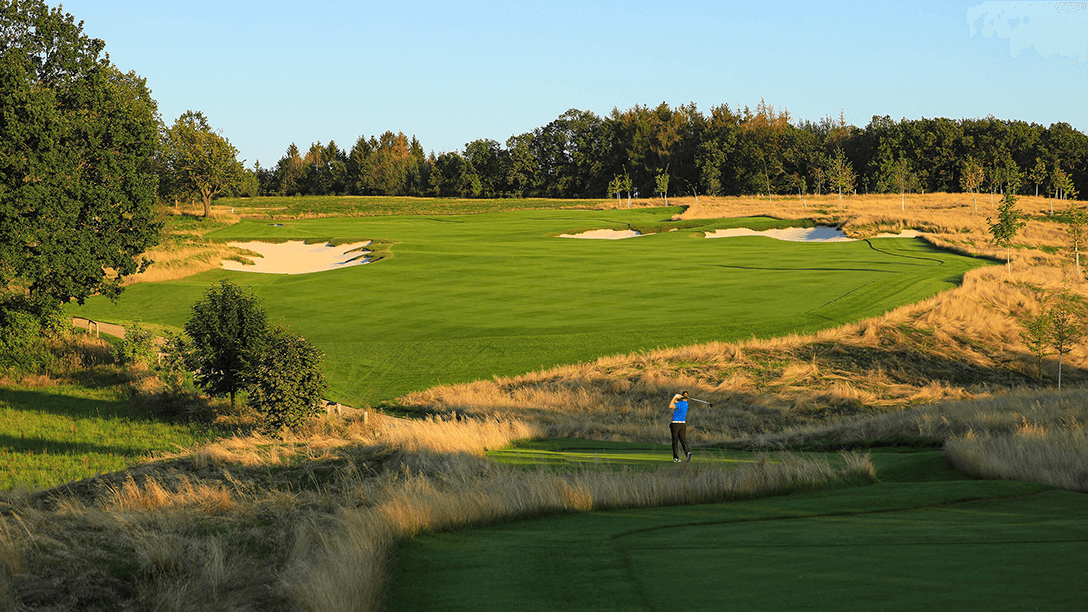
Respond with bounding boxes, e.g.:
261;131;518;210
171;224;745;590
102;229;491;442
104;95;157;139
704;227;920;242
222;241;371;274
558;229;644;239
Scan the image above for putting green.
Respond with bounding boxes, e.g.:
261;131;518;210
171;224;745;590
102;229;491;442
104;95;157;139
70;209;988;405
387;447;1087;611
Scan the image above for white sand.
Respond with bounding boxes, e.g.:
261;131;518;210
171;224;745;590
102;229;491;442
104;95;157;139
558;229;644;239
222;241;371;274
704;227;921;242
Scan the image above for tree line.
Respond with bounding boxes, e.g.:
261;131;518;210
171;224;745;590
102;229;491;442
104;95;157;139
234;101;1087;202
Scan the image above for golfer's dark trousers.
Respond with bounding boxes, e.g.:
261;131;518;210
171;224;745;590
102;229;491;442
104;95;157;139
670;422;690;460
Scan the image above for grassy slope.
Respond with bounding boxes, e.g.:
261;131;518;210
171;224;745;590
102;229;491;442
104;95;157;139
0;332;224;490
0;383;216;490
387;445;1086;612
67;208;986;406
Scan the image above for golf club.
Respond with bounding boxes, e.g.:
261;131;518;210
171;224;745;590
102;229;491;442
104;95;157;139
689;398;713;407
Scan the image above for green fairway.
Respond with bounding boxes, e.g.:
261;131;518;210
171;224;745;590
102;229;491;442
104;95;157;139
388;445;1088;611
70;208;988;406
488;438;759;471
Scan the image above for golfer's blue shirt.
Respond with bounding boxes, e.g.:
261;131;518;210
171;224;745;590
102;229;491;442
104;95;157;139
671;399;689;422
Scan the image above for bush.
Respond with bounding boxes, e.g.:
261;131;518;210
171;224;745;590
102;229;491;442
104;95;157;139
248;325;327;432
0;310;42;369
0;296;51;370
112;322;157;367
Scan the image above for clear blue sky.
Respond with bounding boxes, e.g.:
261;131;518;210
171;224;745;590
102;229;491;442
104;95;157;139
61;0;1088;168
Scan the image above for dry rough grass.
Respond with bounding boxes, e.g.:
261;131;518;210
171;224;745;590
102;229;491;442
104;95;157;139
945;419;1088;492
122;208;257;285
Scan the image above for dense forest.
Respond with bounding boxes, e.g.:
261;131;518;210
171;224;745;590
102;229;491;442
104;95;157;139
231;101;1087;202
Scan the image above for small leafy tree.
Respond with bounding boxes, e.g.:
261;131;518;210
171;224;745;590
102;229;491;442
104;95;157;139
1065;203;1088;279
960;157;985;213
826;148;855;210
248;325;328;432
1048;289;1084;390
1029;157;1047;199
987;188;1026;277
608;175;623;207
184;280;268;410
655;168;670;205
621;171;633;208
1051;166;1071;202
1020;308;1052;379
812;166;826;197
889;155;918;211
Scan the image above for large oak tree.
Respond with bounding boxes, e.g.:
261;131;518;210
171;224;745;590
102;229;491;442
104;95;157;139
0;0;161;308
167;110;244;217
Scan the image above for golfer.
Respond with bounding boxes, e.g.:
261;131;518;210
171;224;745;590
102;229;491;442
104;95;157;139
668;391;692;462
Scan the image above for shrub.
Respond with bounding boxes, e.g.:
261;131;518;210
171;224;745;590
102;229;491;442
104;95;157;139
0;295;52;370
112;322;157;367
248;325;328;432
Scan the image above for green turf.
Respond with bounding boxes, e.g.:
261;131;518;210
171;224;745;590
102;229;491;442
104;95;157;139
387;444;1087;611
0;384;220;489
487;438;758;471
69;208;989;406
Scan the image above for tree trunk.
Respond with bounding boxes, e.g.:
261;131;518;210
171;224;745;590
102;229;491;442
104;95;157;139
901;190;905;211
202;190;212;218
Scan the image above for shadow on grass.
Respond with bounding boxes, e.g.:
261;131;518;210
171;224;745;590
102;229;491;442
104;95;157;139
0;433;150;457
0;386;152;422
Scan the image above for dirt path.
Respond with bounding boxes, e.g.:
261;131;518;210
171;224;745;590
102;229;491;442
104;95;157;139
71;317;127;338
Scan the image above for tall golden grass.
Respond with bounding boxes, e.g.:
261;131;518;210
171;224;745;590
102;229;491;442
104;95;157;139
122;208;255;285
945;421;1088;492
